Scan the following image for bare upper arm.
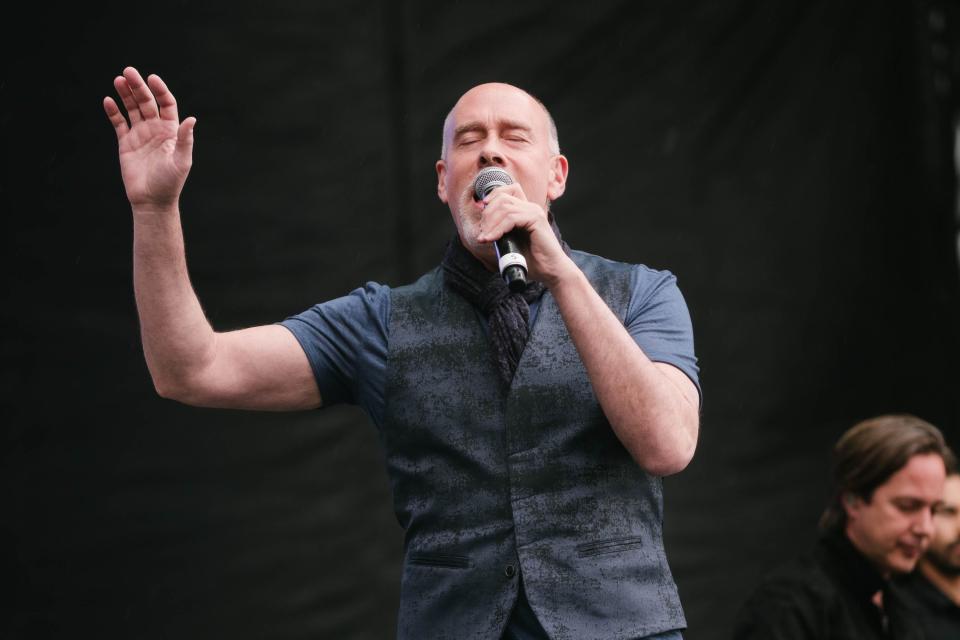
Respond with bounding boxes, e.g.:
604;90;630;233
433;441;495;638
653;361;701;446
169;324;322;411
653;361;700;412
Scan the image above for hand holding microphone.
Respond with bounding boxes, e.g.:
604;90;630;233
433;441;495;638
473;167;529;292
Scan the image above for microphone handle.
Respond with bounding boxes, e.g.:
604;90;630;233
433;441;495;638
495;234;528;293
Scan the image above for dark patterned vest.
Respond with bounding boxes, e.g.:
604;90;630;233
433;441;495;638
382;250;686;640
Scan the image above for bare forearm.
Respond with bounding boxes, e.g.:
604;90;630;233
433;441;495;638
549;262;699;475
106;68;321;411
132;205;216;396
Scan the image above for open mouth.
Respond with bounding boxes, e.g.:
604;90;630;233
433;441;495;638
464;185;484;208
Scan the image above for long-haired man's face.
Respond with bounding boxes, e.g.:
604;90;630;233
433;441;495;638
843;452;946;575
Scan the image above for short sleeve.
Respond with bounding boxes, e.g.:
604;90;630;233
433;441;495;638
626;266;701;406
278;282;390;424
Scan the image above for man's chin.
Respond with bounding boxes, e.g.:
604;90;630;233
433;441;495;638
881;547;923;575
454;232;498;271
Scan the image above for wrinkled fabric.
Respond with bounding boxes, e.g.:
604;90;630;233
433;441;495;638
441;218;570;385
732;530;924;640
892;570;960;640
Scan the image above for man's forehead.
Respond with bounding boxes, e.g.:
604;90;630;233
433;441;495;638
445;83;548;132
881;452;946;495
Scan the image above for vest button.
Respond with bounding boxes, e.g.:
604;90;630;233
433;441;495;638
504;564;516;578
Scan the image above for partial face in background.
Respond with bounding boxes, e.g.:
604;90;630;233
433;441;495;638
924;474;960;576
844;452;946;575
436;83;567;266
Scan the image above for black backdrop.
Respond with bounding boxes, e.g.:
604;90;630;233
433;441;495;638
4;1;960;638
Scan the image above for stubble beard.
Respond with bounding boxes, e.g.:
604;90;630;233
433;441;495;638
454;187;496;269
925;539;960;577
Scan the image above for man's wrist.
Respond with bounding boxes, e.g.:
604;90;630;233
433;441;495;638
131;203;180;223
542;255;583;291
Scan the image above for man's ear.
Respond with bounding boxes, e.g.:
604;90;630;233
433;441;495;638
842;492;863;520
436;160;448;204
546;154;569;202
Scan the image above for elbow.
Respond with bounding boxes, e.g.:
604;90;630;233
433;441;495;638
144;339;222;406
150;369;205;406
641;438;697;476
627;416;699;477
152;372;187;403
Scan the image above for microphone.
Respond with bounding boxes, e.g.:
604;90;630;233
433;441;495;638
472;167;528;292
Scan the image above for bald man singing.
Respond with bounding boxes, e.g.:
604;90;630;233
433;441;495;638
105;68;700;640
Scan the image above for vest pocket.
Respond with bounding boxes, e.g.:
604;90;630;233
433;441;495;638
575;535;644;558
408;552;472;569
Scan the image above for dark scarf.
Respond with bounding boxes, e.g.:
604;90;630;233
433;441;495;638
441;217;571;385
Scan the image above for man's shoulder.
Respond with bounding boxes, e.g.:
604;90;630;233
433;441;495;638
571;249;655;272
571;250;679;291
894;567;960;614
732;548;847;637
747;550;840;605
385;267;452;322
890;570;960;640
570;249;676;291
389;267;444;299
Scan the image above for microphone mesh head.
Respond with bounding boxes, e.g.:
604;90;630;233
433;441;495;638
473;167;514;200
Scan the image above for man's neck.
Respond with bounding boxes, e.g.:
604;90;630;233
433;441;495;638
843;525;892;580
919;559;960;606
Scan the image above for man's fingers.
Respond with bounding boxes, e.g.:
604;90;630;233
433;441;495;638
175;117;196;167
479;195;548;243
123;66;159;120
479;206;519;242
114;76;142;124
484;182;527;204
103;96;129;139
148;74;179;122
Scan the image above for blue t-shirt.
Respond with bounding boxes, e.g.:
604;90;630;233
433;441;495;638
281;263;700;427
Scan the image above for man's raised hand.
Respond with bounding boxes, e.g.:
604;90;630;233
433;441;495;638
103;67;196;212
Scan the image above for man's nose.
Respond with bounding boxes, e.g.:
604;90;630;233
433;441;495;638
914;507;935;537
478;141;505;167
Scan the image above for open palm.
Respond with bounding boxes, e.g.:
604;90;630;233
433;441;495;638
104;67;195;210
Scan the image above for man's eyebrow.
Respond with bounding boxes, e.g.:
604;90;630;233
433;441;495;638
453;120;534;138
498;119;533;133
453;122;487;138
892;496;923;504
